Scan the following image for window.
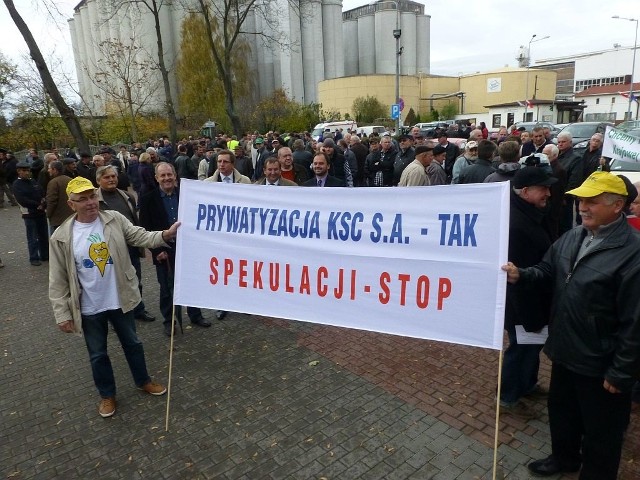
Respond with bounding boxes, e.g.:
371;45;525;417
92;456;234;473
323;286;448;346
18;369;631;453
492;114;501;128
596;98;600;104
612;97;615;104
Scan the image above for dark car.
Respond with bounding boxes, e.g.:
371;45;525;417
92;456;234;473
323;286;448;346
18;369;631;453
555;122;614;156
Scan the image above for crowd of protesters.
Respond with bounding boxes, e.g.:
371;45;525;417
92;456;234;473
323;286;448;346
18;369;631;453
1;123;639;478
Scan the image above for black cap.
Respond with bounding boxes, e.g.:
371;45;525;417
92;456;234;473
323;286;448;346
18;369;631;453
512;166;558;189
433;145;447;155
63;157;77;164
16;160;31;168
415;145;434;155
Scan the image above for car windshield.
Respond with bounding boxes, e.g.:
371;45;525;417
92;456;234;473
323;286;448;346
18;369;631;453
563;124;598;137
610;159;640;172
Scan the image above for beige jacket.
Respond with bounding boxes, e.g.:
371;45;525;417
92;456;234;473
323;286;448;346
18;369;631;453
204;168;251;184
49;210;168;334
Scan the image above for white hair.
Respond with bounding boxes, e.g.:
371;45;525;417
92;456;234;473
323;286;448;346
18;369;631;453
557;131;572;142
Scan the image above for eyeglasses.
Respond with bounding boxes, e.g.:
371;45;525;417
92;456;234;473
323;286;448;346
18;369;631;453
70;193;98;203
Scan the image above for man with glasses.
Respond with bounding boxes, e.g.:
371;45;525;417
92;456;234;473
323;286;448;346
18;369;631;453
204;150;251;184
50;176;176;418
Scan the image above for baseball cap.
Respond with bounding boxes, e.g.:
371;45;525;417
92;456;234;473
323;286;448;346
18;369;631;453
566;171;628;198
66;176;96;196
466;141;478;150
512;166;557;189
323;138;336;148
254;137;264;145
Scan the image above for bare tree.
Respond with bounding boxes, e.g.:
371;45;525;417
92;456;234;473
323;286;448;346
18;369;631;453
107;0;178;143
2;0;90;153
89;35;161;141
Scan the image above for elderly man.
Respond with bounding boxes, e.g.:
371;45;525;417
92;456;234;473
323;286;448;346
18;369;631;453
582;133;604;180
46;160;74;233
139;163;212;333
254;157;298;186
50;176;175;418
451;141;478;184
556;131;582;234
365;135;395;186
348;135;368;186
503;171;640;479
398;145;433;187
96;165;155;323
500;167;556;420
277;146;308;185
458;140;496;184
392;135;416;186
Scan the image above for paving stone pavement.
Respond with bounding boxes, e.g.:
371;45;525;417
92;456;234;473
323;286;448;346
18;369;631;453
0;205;638;479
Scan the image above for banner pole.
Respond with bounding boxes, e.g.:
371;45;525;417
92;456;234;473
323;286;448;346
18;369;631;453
492;347;505;480
164;305;177;432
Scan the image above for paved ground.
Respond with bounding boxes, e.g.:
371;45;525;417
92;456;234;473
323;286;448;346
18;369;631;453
0;204;638;479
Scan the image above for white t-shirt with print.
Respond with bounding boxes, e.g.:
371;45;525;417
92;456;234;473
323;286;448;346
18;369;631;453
73;217;120;315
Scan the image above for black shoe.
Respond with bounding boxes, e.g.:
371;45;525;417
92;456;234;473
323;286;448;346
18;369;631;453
528;456;580;477
191;316;211;327
135;311;156;322
30;260;42;266
215;310;228;321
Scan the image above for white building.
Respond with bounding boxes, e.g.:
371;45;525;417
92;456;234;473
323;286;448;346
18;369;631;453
68;0;430;117
535;45;639;122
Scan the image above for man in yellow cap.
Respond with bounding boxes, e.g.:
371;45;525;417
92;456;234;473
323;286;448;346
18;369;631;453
502;171;640;479
49;176;180;418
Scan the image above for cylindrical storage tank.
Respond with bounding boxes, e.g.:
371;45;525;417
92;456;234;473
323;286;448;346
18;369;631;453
416;13;430;75
343;19;359;77
301;0;323;103
400;11;417;75
374;8;396;74
357;13;375;74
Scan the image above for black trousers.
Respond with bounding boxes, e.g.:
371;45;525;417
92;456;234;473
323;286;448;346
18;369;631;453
548;363;632;480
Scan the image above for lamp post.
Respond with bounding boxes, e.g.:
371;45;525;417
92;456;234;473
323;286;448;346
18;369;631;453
390;1;401;134
524;34;550;121
612;15;639;121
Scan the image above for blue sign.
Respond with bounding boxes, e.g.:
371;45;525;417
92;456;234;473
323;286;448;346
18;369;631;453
391;104;400;120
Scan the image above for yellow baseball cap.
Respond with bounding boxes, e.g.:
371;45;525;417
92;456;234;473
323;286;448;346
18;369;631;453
566;171;628;198
66;176;96;196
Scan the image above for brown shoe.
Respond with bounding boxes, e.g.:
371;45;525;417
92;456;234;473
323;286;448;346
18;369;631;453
501;400;539;421
99;397;116;418
138;381;167;396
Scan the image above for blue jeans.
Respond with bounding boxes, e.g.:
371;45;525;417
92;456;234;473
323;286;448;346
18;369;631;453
82;309;151;398
500;325;543;405
23;216;49;262
155;262;202;326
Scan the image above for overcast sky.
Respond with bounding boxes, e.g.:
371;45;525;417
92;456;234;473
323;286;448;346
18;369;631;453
1;0;638;79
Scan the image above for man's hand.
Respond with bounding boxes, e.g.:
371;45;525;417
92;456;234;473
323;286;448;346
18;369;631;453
501;262;520;284
603;380;621;394
156;251;169;262
58;320;74;333
162;222;181;242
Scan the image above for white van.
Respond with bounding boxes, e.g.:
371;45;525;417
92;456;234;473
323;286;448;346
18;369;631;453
357;125;388;137
311;121;358;141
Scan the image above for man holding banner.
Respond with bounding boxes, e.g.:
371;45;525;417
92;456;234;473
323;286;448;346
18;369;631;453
503;171;640;479
139;163;211;336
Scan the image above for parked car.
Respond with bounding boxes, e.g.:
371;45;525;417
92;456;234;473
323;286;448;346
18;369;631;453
357;125;388;137
607;127;640;184
555;121;614;156
615;120;640;132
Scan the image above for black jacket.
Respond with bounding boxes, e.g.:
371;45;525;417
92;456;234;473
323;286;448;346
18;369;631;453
520;217;640;390
12;177;46;218
458;158;495;184
138;187;177;266
505;193;552;331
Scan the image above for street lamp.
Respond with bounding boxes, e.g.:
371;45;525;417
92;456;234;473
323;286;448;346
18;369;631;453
612;15;639;121
524;34;550;121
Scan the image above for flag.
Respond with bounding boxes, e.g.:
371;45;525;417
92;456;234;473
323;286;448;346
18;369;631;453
619;91;639;103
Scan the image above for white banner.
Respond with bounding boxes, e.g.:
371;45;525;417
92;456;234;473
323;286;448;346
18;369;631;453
603;125;640;162
174;180;510;350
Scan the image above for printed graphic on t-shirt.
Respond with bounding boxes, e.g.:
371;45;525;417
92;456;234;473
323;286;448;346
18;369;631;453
84;233;113;276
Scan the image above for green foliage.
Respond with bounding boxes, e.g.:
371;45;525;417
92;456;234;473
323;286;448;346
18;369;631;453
440;102;458;120
86;115;169;146
176;11;251;133
249;89;322;133
0;53;16;105
404;107;417;126
352;96;387;124
430;109;439;121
